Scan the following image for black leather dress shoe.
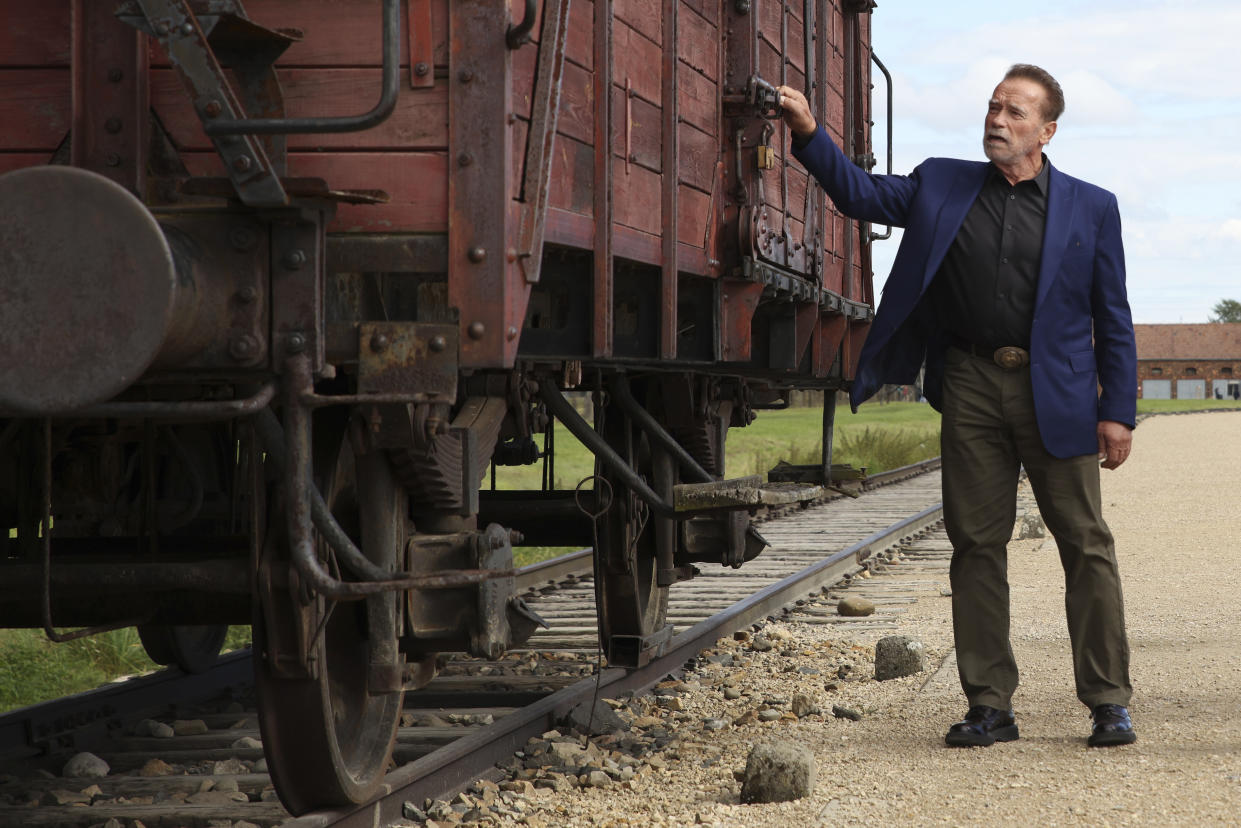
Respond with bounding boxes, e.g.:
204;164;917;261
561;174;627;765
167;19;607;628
944;705;1019;747
1088;704;1137;747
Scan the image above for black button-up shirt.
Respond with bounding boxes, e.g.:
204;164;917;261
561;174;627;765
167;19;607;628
931;158;1050;351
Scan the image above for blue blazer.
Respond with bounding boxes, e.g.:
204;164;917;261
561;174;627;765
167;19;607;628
792;127;1137;459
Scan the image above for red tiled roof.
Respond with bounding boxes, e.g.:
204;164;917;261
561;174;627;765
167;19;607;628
1134;323;1241;360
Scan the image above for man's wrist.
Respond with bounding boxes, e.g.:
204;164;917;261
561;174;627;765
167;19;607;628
791;125;817;151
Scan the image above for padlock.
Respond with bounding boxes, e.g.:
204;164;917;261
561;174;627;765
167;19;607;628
757;145;775;170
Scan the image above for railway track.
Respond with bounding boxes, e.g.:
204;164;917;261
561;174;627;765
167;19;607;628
0;460;945;828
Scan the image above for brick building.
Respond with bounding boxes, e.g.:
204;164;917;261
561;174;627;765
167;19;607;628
1134;323;1241;400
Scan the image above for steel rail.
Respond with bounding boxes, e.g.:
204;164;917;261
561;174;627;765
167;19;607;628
865;455;942;487
515;549;593;590
284;501;946;828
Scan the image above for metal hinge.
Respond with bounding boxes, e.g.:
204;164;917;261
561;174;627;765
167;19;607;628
852;152;876;170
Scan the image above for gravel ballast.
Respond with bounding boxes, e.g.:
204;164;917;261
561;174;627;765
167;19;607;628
409;411;1241;827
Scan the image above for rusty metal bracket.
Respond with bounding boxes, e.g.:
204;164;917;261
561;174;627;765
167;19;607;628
506;0;537;49
608;624;674;669
130;0;287;206
517;0;573;283
118;1;302;168
270;214;326;372
204;0;401;135
358;322;459;402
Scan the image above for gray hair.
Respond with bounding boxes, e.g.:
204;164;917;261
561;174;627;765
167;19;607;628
1004;64;1065;122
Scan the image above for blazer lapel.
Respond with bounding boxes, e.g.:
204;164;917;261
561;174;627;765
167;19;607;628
1035;164;1076;311
920;165;989;292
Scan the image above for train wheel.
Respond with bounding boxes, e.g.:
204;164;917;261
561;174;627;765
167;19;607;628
137;624;229;674
593;403;670;665
254;417;405;815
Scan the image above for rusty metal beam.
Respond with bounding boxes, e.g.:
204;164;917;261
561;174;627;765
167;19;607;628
71;0;150;195
592;0;614;358
449;0;521;368
811;0;831;377
659;0;679;359
133;0;287;206
517;0;572;284
779;1;790;263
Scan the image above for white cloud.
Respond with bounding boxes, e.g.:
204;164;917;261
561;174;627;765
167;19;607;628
1215;219;1241;242
1056;71;1140;126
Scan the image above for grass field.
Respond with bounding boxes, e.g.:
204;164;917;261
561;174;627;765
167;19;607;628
1137;398;1241;414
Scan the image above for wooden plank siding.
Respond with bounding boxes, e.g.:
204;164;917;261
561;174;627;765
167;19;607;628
0;0;875;376
0;69;70;152
0;1;851;271
0;1;72;66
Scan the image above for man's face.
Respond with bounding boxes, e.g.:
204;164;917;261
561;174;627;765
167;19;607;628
983;77;1056;167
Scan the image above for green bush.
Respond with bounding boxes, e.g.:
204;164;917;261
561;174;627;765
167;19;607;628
835;426;941;473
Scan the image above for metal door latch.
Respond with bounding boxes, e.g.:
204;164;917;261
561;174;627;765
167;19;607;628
724;75;783;120
747;76;783;119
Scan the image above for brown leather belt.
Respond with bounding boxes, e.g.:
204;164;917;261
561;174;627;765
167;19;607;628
955;341;1030;371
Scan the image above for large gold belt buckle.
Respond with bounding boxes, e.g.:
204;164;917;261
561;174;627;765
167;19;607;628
993;346;1029;371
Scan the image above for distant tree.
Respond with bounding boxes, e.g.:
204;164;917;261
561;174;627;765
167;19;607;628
1209;299;1241;323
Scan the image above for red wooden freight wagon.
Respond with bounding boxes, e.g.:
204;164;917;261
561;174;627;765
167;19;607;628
0;0;880;813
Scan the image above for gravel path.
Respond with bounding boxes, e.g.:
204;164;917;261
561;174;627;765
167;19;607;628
415;411;1241;827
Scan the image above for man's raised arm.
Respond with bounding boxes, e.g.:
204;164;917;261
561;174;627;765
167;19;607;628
776;85;916;227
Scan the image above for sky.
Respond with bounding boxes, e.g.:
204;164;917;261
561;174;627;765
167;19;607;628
864;0;1241;323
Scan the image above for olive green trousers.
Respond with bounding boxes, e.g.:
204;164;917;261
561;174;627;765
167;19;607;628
940;346;1133;710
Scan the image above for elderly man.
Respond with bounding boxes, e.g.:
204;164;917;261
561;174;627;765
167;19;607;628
779;65;1137;747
